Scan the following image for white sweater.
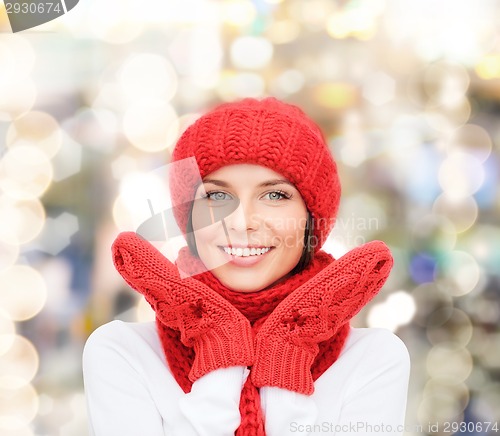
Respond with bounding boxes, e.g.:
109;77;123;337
83;321;410;436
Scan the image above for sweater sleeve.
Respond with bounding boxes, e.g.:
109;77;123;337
259;328;410;436
82;321;247;436
83;322;166;436
178;366;249;436
332;329;410;436
260;387;319;436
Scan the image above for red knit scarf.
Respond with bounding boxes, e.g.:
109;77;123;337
155;246;351;436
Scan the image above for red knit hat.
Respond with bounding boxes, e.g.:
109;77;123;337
169;97;341;251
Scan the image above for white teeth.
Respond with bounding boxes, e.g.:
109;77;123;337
222;247;271;257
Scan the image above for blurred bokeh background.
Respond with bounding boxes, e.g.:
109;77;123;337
0;0;499;435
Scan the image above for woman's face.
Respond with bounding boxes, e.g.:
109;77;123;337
191;164;308;292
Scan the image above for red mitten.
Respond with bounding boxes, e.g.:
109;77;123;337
112;232;254;382
251;240;393;395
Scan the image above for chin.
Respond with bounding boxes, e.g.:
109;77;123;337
219;277;270;293
209;257;300;293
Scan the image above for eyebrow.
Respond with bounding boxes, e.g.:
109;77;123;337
202;178;295;189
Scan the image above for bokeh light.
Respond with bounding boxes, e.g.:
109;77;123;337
437;250;481;297
0;197;45;245
0;35;35;82
0;78;37;122
362;71;396;106
111;154;139;181
217;71;266;100
412;283;453;327
432;194;478;233
38;212;79;256
422;61;470;106
367;291;416;332
447;124;493;163
112;169;171;233
119;171;167;218
230;36;274;70
0;266;47;321
426;344;473;384
424;98;471;132
0;383;38;431
460;225;500;275
266;20;300;44
0;146;53;200
438;152;484;200
409;252;438;284
411;214;457;253
0;234;19;273
426;308;473;347
475;54;500;79
0;335;39;389
474;332;500;370
270;69;305;97
112;196;135;231
0;34;36;121
63;108;118;154
0;309;16;356
0;2;499;435
168;27;223;88
6;111;62;159
313;83;358;109
220;0;257;27
118;53;178;103
419;379;469;424
326;7;378;40
86;0;143;44
0;426;35;436
123;99;178;152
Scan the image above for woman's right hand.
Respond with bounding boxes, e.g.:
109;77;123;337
111;232;255;382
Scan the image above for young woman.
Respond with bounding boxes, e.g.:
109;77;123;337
83;97;410;436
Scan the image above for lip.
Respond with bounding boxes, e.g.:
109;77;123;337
219;244;272;249
218;246;274;267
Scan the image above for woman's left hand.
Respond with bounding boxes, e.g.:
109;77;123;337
251;240;393;394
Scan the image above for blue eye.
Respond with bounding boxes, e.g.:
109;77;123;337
203;191;232;201
201;190;291;202
265;190;291;201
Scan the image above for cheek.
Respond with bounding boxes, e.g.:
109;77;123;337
192;202;218;236
265;210;307;235
265;215;307;253
283;208;308;252
192;213;221;248
191;223;224;271
191;202;210;231
192;224;220;246
192;199;240;230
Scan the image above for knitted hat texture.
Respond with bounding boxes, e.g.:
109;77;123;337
169;97;341;251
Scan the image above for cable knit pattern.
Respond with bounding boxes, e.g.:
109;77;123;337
169;97;341;252
112;232;254;382
251;240;393;395
111;232;392;435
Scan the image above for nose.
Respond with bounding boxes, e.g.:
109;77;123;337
226;200;258;232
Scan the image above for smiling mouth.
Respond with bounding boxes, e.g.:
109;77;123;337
218;246;274;257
